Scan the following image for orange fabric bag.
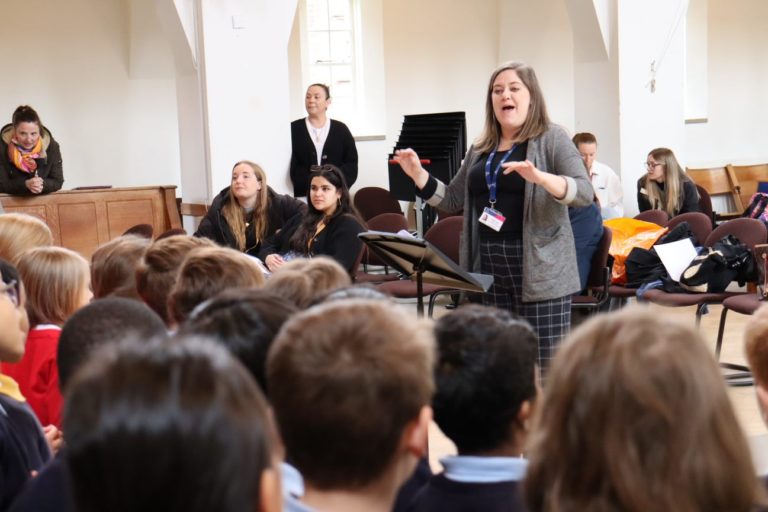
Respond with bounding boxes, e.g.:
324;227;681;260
604;218;668;284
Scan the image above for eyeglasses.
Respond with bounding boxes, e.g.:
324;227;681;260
0;279;20;308
645;162;664;170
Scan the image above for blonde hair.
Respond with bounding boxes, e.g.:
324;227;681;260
221;161;270;252
525;306;764;512
644;148;697;217
475;61;551;153
18;246;90;326
0;213;53;265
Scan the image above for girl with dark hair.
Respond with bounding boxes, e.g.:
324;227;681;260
259;165;364;274
195;161;305;256
0;105;63;195
289;84;358;197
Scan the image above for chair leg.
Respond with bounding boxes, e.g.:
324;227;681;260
715;306;754;386
715;307;729;359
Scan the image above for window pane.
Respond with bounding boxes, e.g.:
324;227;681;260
306;0;329;31
330;65;353;98
308;32;331;63
328;0;351;30
329;32;352;63
310;66;332;88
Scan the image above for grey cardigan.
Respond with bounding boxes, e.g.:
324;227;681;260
425;124;593;302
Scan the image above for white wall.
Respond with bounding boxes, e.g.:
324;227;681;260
617;0;687;217
0;0;181;190
684;0;768;167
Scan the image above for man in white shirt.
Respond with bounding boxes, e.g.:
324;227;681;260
573;132;624;219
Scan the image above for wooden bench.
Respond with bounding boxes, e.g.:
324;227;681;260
686;166;743;220
727;163;768;211
0;186;182;258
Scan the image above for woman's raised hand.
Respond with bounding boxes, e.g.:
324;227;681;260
393;149;430;190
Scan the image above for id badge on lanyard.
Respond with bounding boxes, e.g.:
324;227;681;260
480;145;515;232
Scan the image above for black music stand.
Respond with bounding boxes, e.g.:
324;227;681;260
359;231;493;316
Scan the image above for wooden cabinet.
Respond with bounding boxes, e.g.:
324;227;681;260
0;186;182;258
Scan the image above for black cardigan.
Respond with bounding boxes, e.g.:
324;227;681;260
194;187;305;256
0;125;64;195
289;118;358;197
637;177;700;217
258;212;364;273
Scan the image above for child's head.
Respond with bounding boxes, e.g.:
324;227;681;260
64;336;280;512
433;305;538;454
17;247;91;327
525;306;761;512
0;213;53;265
264;256;351;308
0;259;27;363
168;247;265;325
91;234;151;300
179;288;298;394
268;299;434;492
58;298;168;392
135;235;216;325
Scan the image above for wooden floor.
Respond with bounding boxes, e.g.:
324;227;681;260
418;300;768;473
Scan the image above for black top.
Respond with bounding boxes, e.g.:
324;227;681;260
8;452;74;512
194;187;305;256
0;124;64;195
405;474;527;512
468;142;527;239
258;212;364;274
0;394;51;511
289;119;358;197
637;177;700;217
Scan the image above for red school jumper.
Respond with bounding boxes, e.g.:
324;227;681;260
2;325;63;428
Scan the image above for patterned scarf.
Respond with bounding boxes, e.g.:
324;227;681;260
7;136;42;174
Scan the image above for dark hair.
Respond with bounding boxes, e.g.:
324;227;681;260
572;132;597;146
57;298;167;390
289;165;362;253
64;336;275;512
307;83;331;100
433;305;538;454
268;299;434;490
12;105;42;127
179;288;297;394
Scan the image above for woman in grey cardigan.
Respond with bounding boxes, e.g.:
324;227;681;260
394;61;593;372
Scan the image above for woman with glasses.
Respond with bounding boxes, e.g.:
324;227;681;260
0;105;63;195
259;164;364;275
289;84;358;197
393;61;593;373
637;148;699;218
195;161;305;257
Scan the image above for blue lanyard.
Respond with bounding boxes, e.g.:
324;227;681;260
484;145;516;206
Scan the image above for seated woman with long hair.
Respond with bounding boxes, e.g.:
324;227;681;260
637;147;699;218
259;165;364;275
524;306;766;512
195;161;305;256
